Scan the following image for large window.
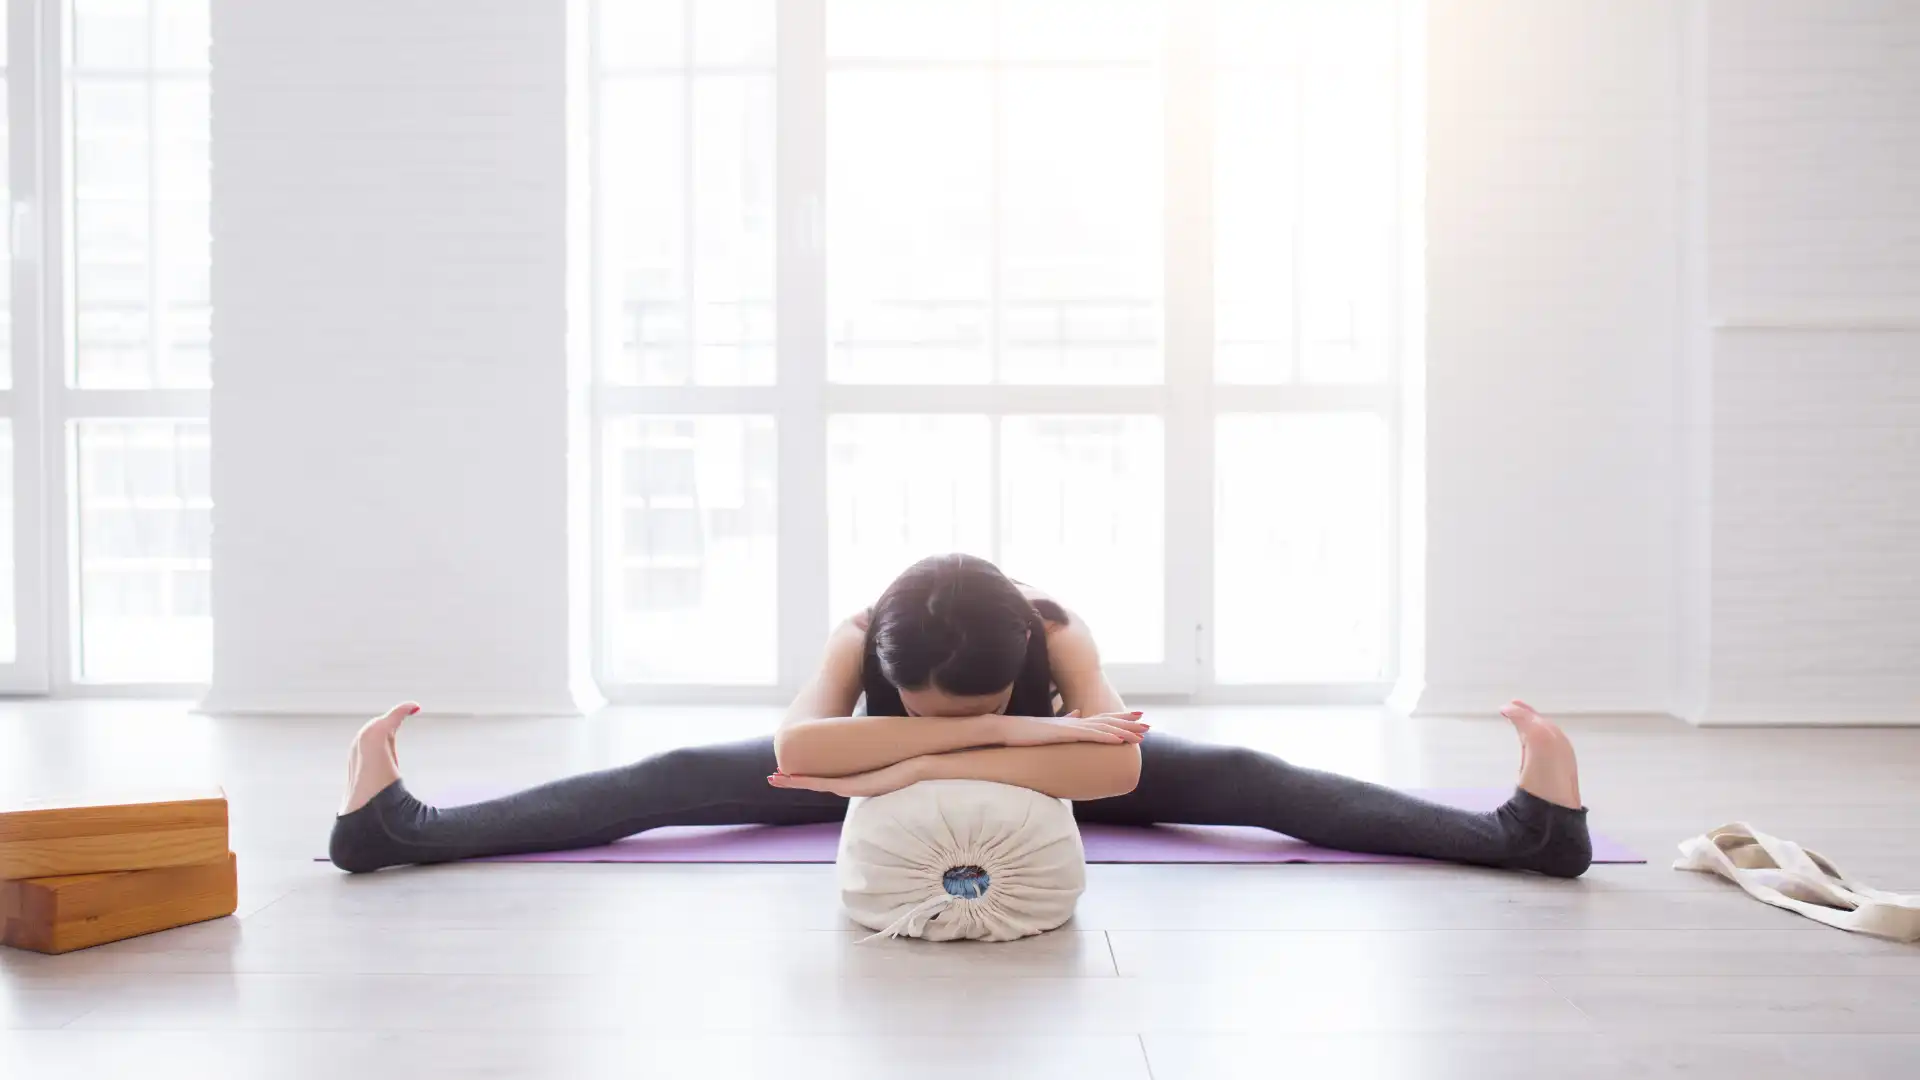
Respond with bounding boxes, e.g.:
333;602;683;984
0;0;210;691
592;0;1409;698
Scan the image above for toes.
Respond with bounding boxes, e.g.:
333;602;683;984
1501;700;1542;723
354;703;418;750
373;702;420;727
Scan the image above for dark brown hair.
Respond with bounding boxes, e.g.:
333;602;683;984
860;554;1064;718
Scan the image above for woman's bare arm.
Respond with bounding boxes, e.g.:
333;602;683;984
1004;608;1141;797
775;605;1143;800
1046;608;1131;719
772;610;1145;783
773;616;1005;777
911;741;1140;801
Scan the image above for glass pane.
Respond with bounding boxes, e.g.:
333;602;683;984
1001;70;1162;384
0;423;12;662
1215;0;1398;385
74;0;148;69
154;0;209;70
827;415;991;621
71;0;213;389
1000;0;1164;63
75;420;213;682
598;75;774;386
155;80;212;386
828;73;993;384
604;416;777;684
828;0;992;62
692;0;774;66
1214;63;1298;384
1000;417;1163;663
1215;414;1389;682
598;0;682;69
599;0;773;69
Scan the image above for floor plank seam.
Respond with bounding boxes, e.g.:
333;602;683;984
1544;976;1599;1031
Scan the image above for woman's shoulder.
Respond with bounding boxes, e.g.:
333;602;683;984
1014;584;1072;634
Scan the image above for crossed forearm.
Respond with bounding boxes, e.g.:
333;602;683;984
773;714;1006;777
912;743;1142;801
774;713;1144;801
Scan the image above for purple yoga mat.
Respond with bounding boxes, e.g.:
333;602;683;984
429;787;1638;866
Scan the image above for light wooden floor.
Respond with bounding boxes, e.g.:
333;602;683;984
2;702;1916;1078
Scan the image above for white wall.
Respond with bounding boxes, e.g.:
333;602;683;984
1693;0;1920;724
1421;0;1920;724
1419;0;1683;715
203;1;597;716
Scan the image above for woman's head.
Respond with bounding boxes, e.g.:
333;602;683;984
867;554;1044;718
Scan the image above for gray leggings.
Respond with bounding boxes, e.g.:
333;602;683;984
330;734;1592;877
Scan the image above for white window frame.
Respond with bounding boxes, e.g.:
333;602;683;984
1;0;51;692
591;0;1410;705
2;0;210;696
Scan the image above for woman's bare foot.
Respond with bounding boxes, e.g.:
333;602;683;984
1500;700;1583;810
340;702;419;815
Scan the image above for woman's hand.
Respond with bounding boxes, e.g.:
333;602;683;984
767;757;927;799
995;711;1149;747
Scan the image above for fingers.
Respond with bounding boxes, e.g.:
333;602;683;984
1071;712;1148;737
1066;722;1147;744
767;772;831;793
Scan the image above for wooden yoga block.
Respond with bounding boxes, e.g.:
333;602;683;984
0;791;229;879
3;852;238;954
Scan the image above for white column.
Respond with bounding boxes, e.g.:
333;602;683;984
203;1;597;716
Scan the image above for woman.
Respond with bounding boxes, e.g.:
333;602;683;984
331;554;1591;877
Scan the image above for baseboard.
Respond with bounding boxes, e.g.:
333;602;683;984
194;687;602;719
1412;685;1675;719
1687;708;1920;728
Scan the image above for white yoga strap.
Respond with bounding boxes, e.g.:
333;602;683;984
1674;823;1920;943
860;892;956;944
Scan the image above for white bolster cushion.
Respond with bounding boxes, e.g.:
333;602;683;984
836;779;1087;942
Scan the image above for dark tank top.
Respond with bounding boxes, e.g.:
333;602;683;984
858;596;1069;719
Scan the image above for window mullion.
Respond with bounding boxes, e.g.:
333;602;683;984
39;0;76;690
1162;0;1215;693
986;0;1003;565
145;0;161;388
775;0;829;692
